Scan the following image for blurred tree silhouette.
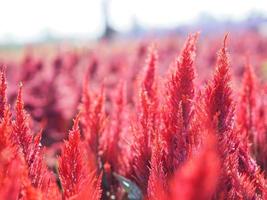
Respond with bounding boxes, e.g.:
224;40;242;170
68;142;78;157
101;0;116;39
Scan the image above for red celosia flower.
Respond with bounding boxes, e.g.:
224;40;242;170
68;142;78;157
80;68;91;130
80;75;106;172
58;115;89;199
147;134;167;200
12;84;54;194
0;106;12;152
131;45;159;193
170;134;220;200
237;58;257;152
103;82;125;173
174;34;198;128
203;35;246;198
141;44;159;139
255;84;267;171
74;172;102;200
143;44;158;99
203;35;266;199
12;83;32;156
162;33;198;174
0;157;24;200
204;34;234;135
0;67;7;119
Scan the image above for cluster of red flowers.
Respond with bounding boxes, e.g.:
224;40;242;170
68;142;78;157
0;31;266;199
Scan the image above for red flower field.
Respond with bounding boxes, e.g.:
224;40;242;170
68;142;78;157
0;31;266;199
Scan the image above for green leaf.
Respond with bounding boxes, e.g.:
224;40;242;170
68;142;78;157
113;173;143;200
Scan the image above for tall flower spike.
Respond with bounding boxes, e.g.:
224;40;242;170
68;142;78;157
147;134;167;200
58;114;88;199
237;58;257;152
175;33;198;128
162;33;198;174
170;133;220;200
87;86;106;171
13;83;32;157
0;67;7;119
74;172;102;200
143;44;158;99
203;35;239;196
0;157;24;200
13;83;57;195
103;82;125;173
142;44;159;138
0;68;12;151
131;44;159;193
255;84;267;171
80;67;91;133
0;105;12;152
80;70;106;172
131;84;152;193
204;34;234;135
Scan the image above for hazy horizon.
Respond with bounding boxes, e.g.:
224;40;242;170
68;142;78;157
0;0;267;44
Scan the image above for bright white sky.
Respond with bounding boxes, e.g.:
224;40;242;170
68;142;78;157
0;0;266;43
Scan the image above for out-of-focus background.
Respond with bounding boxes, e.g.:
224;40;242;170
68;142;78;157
1;0;267;148
1;0;267;44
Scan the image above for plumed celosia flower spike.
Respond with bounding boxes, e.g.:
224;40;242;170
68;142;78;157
215;127;266;197
162;96;184;174
204;34;234;135
254;84;267;171
239;132;266;193
140;44;159;139
162;33;198;174
0;151;48;200
241;165;267;199
59;114;89;199
131;45;160;193
131;93;153;191
143;44;158;99
97;83;127;199
237;173;263;200
147;134;167;200
28;134;57;195
198;88;238;198
13;83;32;156
216;130;242;198
169;133;220;200
223;144;266;199
237;59;257;152
0;157;24;200
103;82;125;173
202;36;266;199
12;84;58;195
0;106;12;152
20;184;44;200
73;172;102;200
80;75;106;172
0;120;18;198
80;68;91;132
80;68;98;171
175;33;198;129
0;67;7;119
189;90;207;149
44;177;61;200
87;86;106;170
0;68;12;152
